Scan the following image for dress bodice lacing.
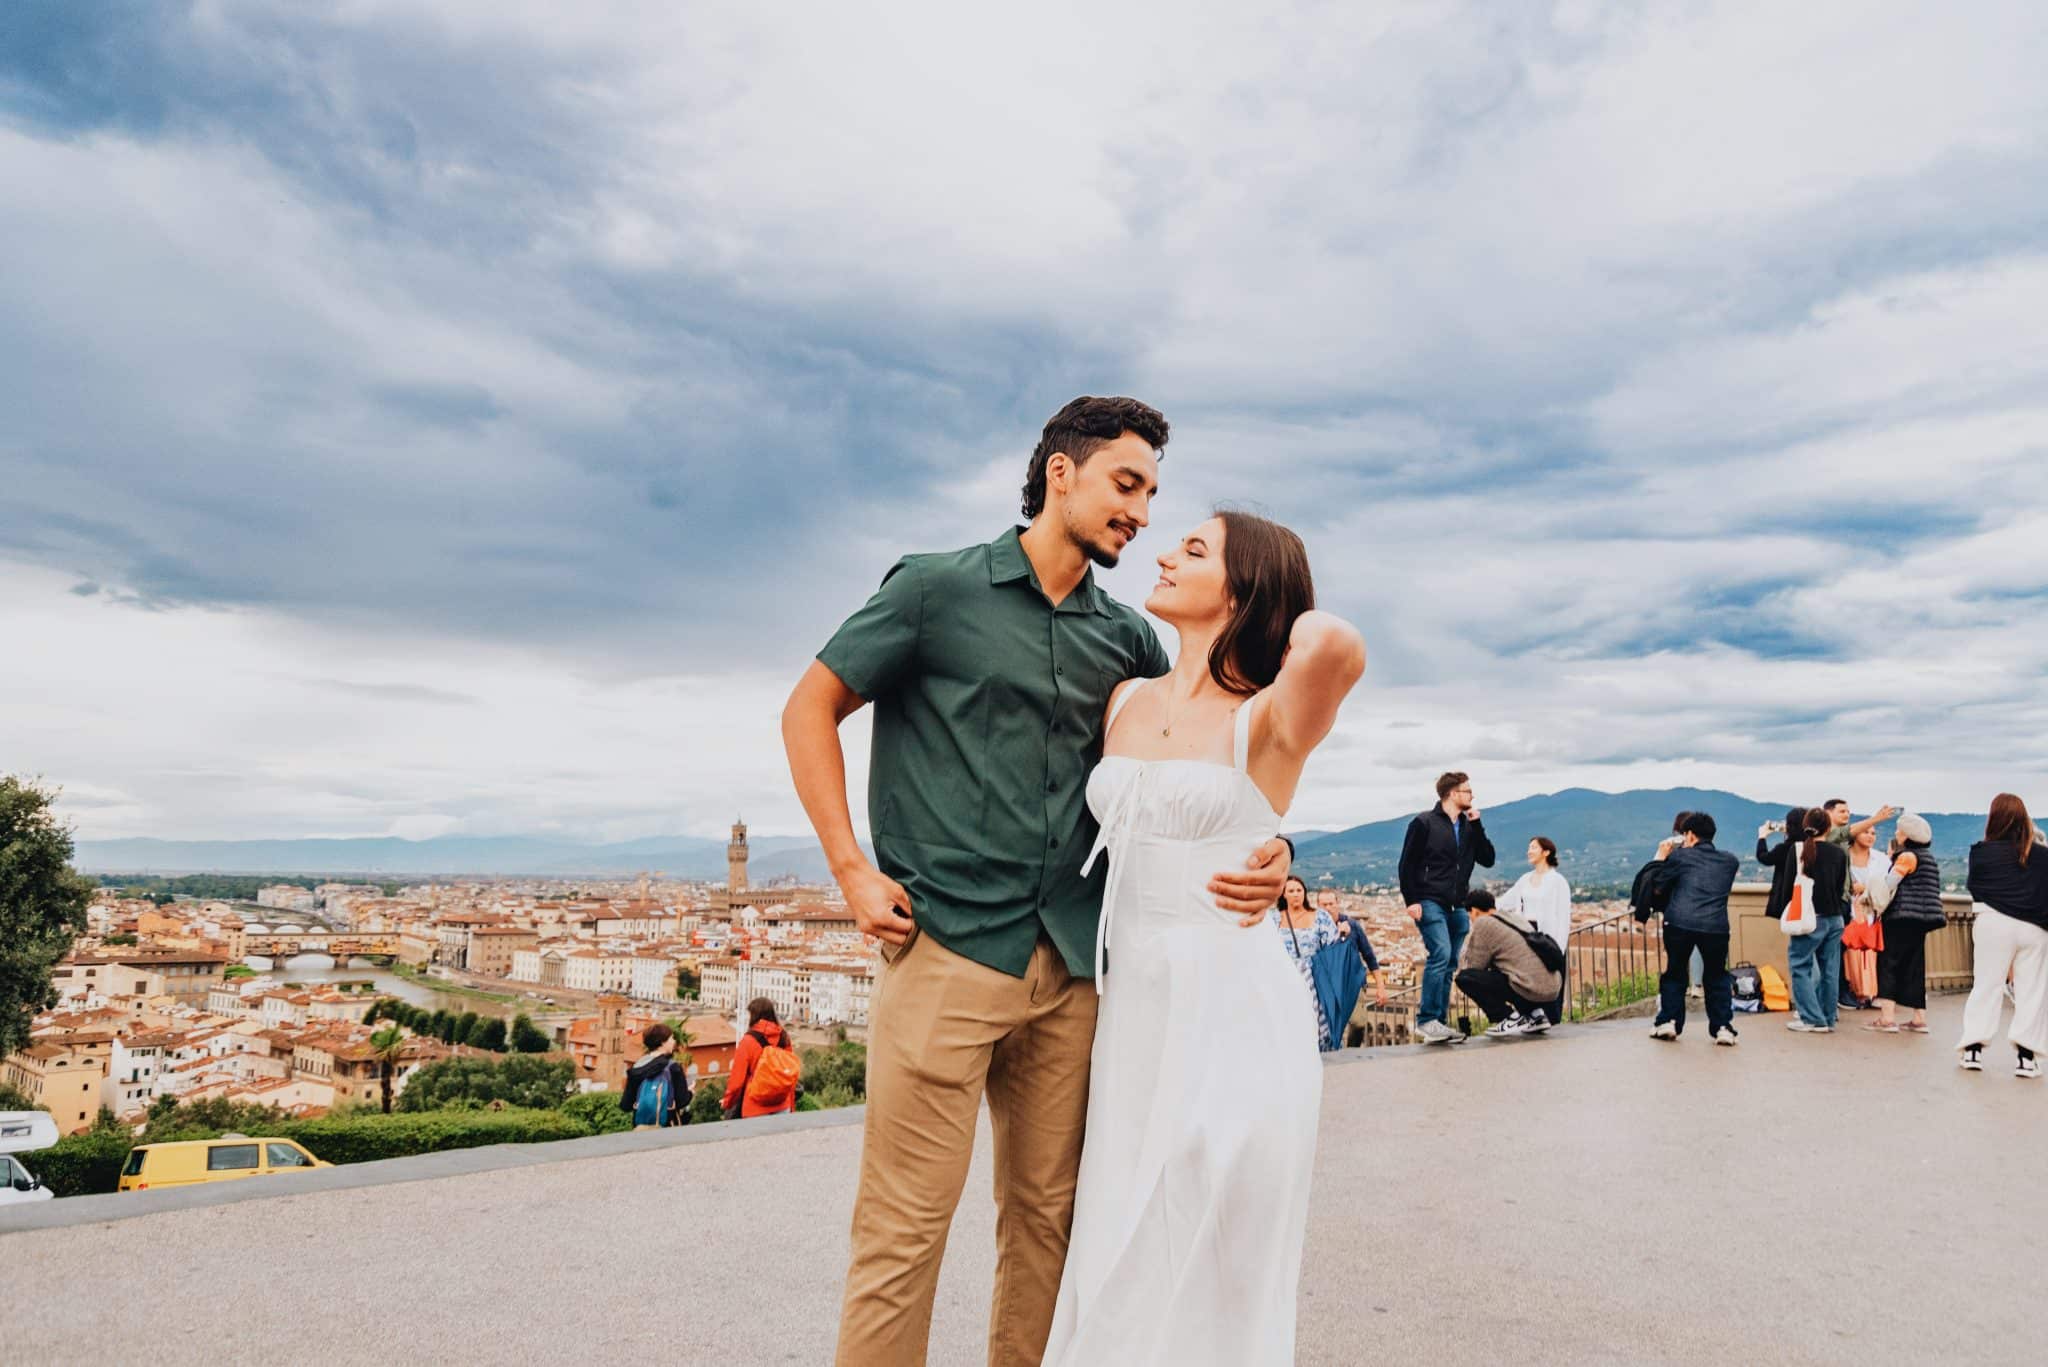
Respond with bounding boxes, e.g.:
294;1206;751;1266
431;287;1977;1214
1079;684;1284;990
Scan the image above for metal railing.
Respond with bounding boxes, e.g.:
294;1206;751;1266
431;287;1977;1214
1347;906;1666;1047
1562;906;1664;1023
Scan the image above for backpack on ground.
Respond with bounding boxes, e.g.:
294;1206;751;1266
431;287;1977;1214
1756;963;1792;1012
743;1030;802;1110
1729;962;1763;1013
631;1068;674;1128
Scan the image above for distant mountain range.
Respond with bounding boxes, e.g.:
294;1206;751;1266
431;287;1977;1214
79;788;1986;888
75;832;852;882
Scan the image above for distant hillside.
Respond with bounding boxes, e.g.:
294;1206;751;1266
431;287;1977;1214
1291;788;1985;890
75;831;855;881
78;788;1983;887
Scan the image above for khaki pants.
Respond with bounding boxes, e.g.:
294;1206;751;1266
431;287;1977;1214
835;930;1098;1367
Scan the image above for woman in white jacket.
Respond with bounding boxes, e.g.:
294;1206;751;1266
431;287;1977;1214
1497;836;1572;1021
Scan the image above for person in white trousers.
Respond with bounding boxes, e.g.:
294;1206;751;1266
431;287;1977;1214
1958;798;2048;1078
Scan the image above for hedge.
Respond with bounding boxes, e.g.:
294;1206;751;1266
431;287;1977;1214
272;1108;590;1165
28;1108;594;1197
29;1131;132;1199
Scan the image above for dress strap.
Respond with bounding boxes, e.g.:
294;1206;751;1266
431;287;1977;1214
1104;678;1147;741
1232;690;1262;772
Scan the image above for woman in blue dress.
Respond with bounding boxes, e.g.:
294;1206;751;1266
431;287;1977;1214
1270;874;1351;1050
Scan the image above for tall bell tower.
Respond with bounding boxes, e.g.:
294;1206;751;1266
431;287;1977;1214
727;816;749;894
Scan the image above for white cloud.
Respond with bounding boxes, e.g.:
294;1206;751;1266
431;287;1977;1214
4;0;2048;844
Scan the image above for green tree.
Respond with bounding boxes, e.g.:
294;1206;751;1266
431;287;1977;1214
509;1013;551;1053
222;963;256;980
395;1054;575;1112
453;1011;481;1047
427;1009;454;1043
689;1075;727;1125
89;1105;126;1136
559;1090;634;1135
370;1025;408;1115
0;776;94;1057
0;1081;46;1113
103;931;140;945
800;1040;868;1102
675;966;701;999
473;1018;508;1052
141;1096;290;1142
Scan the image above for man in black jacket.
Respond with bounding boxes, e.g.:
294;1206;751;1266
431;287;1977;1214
1398;772;1496;1043
1648;813;1742;1046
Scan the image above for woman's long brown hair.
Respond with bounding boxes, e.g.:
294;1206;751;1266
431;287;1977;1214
1986;792;2035;866
1209;509;1315;696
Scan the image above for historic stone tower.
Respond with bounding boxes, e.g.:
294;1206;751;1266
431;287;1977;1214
727;816;749;894
594;993;629;1092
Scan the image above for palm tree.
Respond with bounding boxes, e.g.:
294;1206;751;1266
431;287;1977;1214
370;1025;407;1114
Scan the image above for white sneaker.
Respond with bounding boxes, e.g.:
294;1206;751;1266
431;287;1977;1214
1416;1020;1457;1045
1485;1012;1524;1038
2019;1055;2042;1080
1712;1026;1739;1047
1787;1020;1829;1033
1960;1045;1984;1071
1521;1009;1552;1034
1649;1020;1678;1041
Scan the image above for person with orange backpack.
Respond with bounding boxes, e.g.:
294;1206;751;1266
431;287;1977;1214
725;998;802;1118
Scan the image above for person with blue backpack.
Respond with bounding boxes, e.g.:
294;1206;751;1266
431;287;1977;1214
620;1022;692;1128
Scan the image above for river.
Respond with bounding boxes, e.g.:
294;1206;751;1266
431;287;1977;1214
242;954;565;1023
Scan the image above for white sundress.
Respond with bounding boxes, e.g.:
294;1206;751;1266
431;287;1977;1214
1043;689;1323;1367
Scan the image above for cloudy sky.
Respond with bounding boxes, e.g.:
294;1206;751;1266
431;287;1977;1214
5;1;2046;846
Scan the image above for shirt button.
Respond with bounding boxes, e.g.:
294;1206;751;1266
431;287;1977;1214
1047;780;1059;792
1055;666;1064;676
1049;838;1060;849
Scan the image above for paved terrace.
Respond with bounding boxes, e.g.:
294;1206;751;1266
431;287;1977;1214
4;995;2038;1366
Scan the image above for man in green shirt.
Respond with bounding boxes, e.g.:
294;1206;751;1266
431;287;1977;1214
784;396;1292;1367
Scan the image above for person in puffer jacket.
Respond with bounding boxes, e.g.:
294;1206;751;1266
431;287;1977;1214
725;998;801;1118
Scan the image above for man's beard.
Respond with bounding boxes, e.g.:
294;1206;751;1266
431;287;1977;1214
1065;507;1124;568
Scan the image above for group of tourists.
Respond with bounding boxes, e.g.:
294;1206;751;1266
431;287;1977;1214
1732;794;2046;1078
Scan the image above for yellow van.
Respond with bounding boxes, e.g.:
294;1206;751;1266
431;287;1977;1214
118;1135;331;1192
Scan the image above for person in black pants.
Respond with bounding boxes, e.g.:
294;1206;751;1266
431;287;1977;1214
1648;812;1742;1045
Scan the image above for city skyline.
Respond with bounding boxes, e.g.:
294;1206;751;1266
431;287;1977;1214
5;4;2047;844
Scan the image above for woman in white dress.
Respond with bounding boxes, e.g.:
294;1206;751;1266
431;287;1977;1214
1497;836;1571;1024
1044;510;1366;1367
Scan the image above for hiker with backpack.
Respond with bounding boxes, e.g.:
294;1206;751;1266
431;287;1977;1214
620;1022;692;1129
1453;888;1563;1037
725;998;803;1118
1647;812;1742;1045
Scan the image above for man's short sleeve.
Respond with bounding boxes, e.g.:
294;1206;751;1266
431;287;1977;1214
817;558;922;700
1135;620;1171;678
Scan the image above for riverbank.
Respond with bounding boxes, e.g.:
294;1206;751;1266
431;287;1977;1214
389;961;517;1003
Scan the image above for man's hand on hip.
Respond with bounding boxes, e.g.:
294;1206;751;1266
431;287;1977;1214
839;861;916;945
1406;903;1422;923
1212;837;1293;927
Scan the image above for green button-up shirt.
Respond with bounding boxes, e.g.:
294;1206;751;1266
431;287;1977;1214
818;527;1171;978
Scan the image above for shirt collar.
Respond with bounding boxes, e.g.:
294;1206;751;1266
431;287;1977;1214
988;527;1111;616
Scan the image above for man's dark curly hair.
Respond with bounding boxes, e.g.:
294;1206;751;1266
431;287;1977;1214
1020;396;1169;520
